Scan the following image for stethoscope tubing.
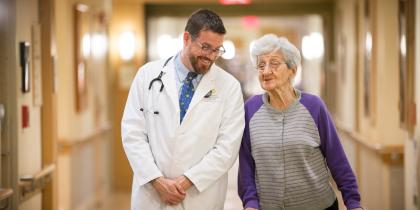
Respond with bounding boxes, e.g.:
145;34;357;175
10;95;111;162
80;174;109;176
143;56;173;115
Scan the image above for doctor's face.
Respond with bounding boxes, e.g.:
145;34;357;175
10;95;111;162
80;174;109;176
184;30;224;74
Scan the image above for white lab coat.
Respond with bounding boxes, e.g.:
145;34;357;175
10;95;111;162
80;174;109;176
121;57;245;210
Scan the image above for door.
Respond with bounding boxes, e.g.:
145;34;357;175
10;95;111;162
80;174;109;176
0;0;18;209
0;104;13;209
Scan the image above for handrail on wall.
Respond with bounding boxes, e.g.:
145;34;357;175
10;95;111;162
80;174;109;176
0;188;13;209
58;123;112;154
19;164;55;202
0;188;13;201
335;122;404;165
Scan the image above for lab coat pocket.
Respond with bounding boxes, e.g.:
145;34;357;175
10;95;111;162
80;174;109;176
140;107;157;136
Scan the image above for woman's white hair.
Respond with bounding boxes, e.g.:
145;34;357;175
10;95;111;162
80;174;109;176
250;34;301;70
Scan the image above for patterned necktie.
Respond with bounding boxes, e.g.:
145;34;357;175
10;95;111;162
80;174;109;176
179;72;198;123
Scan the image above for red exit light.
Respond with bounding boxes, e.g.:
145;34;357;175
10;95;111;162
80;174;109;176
242;16;259;28
219;0;252;5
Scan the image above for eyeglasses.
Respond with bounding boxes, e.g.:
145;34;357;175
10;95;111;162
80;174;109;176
256;60;287;72
195;41;226;57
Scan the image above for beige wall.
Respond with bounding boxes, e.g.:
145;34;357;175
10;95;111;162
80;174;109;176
301;16;323;97
54;0;113;209
334;0;406;209
56;0;111;140
15;0;42;209
353;0;406;144
109;0;146;191
334;0;357;131
371;0;406;145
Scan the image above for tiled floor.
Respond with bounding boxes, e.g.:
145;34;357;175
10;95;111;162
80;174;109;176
99;159;243;210
99;159;349;210
99;193;131;210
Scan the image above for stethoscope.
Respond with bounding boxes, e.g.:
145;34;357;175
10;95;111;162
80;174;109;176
140;56;173;115
140;55;213;116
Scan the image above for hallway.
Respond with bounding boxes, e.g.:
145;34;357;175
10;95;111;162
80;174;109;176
97;161;243;210
85;159;346;210
0;0;419;210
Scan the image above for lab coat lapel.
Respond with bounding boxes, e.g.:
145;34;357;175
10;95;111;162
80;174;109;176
161;59;179;111
188;66;216;111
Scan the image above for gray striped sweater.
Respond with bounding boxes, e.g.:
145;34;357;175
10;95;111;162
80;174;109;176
238;90;362;210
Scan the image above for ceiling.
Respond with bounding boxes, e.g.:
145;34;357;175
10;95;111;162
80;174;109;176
115;0;334;4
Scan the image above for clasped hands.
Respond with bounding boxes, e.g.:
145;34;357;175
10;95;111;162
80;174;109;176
151;175;193;206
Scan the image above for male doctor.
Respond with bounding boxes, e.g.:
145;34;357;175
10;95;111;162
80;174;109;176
121;9;245;210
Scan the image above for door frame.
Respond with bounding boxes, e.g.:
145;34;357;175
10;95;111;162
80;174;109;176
39;0;58;209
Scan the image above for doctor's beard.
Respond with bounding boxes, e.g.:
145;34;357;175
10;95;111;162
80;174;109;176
189;54;214;74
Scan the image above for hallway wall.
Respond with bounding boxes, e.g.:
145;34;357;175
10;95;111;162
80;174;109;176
334;0;406;209
54;0;113;209
372;0;406;145
5;0;417;209
334;0;357;131
332;4;359;209
15;0;43;209
109;0;146;192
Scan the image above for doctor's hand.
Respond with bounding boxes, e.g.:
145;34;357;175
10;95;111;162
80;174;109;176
174;175;193;191
151;177;186;205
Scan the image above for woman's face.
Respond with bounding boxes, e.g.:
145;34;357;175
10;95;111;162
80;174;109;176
257;52;296;92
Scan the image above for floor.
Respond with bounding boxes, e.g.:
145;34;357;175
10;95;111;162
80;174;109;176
99;193;130;210
98;160;243;210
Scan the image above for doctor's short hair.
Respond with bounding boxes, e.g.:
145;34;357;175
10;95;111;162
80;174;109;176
185;9;226;39
250;34;301;70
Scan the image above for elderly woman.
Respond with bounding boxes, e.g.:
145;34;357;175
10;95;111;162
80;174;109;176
238;34;363;210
